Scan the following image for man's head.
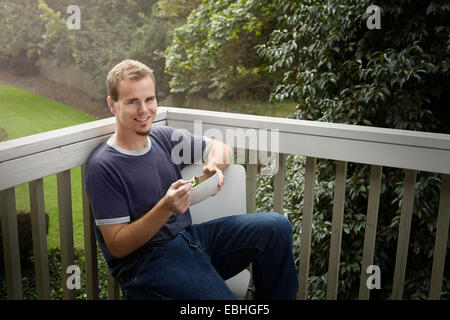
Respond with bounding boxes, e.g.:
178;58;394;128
106;59;155;102
106;60;157;140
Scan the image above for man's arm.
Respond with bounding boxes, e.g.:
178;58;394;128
99;179;192;258
203;138;233;194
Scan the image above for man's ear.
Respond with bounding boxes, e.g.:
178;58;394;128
107;96;116;114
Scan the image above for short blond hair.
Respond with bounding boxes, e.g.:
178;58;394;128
106;60;155;101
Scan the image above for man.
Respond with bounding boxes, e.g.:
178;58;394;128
85;59;298;299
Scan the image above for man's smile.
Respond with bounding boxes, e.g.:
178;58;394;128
134;116;151;122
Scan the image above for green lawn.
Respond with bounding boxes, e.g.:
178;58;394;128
179;98;298;118
0;85;97;248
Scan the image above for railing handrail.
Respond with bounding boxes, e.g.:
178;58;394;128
166;107;450;174
165;107;450;150
1;106;450;191
0;108;168;163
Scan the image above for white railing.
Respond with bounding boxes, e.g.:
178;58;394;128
1;107;449;300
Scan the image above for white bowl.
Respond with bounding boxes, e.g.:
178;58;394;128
190;171;219;205
181;166;219;205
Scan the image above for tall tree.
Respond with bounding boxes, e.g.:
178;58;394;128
165;0;281;100
0;0;44;74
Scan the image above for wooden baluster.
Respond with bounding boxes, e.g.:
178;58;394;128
326;161;348;300
297;157;317;300
358;165;382;300
429;174;450;299
273;153;287;216
392;169;416;300
246;149;258;214
0;187;23;299
57;170;76;300
81;165;99;300
29;179;51;299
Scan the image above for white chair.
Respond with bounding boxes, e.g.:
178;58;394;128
181;164;252;299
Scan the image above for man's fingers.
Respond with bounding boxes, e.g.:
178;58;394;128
173;181;192;197
202;164;212;174
202;164;219;176
211;172;225;196
172;179;189;189
180;182;192;193
218;172;225;187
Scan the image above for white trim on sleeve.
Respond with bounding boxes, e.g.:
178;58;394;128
95;216;130;226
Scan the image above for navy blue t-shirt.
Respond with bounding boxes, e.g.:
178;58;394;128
85;125;209;278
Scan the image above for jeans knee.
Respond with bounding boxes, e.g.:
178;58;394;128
273;212;293;236
257;212;293;240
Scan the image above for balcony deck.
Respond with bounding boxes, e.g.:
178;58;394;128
1;107;449;300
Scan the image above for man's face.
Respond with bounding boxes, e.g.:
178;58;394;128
108;75;157;138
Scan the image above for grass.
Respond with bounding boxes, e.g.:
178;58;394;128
176;97;298;118
0;85;96;140
220;99;298;118
0;85;97;248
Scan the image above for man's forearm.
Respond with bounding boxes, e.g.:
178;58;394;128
101;199;174;259
101;180;191;259
207;139;233;170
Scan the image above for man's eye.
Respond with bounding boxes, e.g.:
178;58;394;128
128;99;137;104
146;97;154;102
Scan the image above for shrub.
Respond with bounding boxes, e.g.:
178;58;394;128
0;211;111;299
0;211;49;268
0;246;110;300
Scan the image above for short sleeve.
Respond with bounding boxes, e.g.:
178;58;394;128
152;125;210;167
85;170;130;226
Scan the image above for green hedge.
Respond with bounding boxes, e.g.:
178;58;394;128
0;246;111;300
0;211;111;300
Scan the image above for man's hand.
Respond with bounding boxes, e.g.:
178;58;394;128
204;138;232;195
162;179;192;213
202;164;224;196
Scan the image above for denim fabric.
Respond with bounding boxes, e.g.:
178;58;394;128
120;212;298;300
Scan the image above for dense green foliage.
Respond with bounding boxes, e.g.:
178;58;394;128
258;0;450;132
1;0;449;299
165;0;280;99
255;0;450;299
0;247;111;299
0;1;43;74
0;0;172;98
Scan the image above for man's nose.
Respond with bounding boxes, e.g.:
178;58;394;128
137;101;146;111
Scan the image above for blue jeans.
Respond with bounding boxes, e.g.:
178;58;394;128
120;212;298;300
